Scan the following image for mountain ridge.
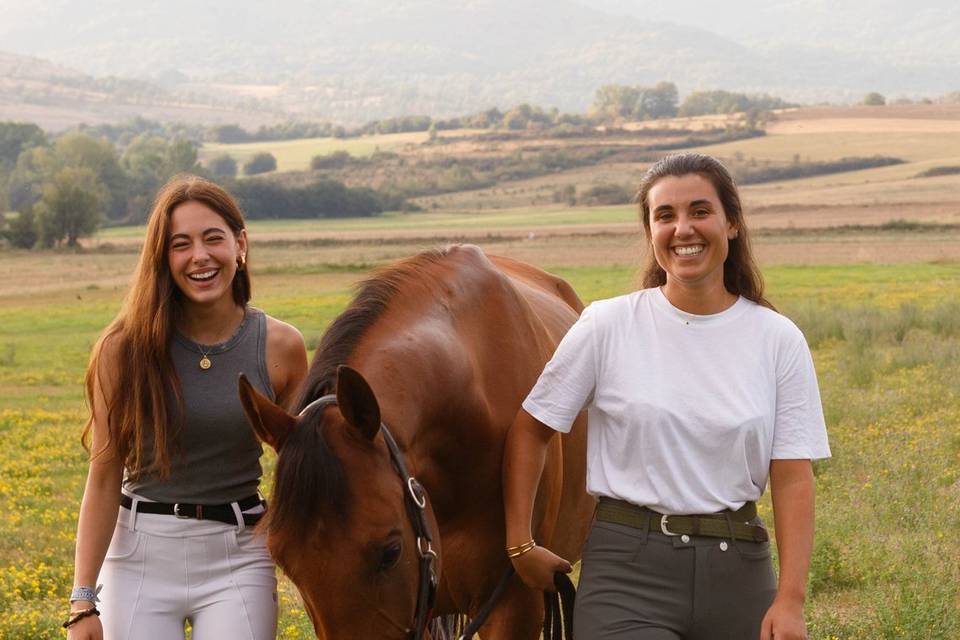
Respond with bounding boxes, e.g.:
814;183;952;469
1;1;957;128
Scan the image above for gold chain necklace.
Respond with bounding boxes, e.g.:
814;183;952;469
198;344;214;370
190;308;244;371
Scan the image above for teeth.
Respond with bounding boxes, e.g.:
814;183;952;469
189;270;217;281
674;246;703;256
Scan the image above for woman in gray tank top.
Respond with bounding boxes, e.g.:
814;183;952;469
66;176;308;640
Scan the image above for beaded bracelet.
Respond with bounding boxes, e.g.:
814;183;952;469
62;606;100;629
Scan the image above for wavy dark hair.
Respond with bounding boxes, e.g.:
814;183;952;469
83;175;252;478
636;153;773;309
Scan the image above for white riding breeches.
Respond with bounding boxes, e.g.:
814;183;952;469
98;495;278;640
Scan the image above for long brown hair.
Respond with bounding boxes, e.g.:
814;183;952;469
82;175;252;478
636;153;773;309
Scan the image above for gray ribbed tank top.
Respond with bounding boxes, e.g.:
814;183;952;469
124;307;275;504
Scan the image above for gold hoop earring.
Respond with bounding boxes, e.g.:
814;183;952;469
237;253;246;271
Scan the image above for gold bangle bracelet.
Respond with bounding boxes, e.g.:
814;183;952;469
505;539;535;554
506;541;537;559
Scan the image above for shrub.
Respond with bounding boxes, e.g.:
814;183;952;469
914;166;960;178
2;208;38;249
733;156;904;185
206;154;237;178
863;92;886;106
310;150;353;170
243;152;277;176
230;178;386;219
578;184;633;206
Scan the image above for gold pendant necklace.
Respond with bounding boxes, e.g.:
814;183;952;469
198;345;213;370
187;307;245;372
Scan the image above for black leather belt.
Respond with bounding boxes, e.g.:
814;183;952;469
596;497;769;543
120;494;265;527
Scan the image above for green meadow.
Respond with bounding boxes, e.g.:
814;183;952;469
0;237;958;638
93;205;639;240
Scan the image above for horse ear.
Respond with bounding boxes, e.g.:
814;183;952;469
238;373;296;451
336;365;381;440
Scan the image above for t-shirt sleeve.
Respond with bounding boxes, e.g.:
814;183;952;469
772;329;831;460
521;302;598;434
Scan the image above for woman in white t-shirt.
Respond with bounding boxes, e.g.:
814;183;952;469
504;153;830;640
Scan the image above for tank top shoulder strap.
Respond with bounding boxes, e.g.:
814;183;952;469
249;307;276;402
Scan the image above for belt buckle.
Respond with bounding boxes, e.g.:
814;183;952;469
173;503;200;519
660;514;680;536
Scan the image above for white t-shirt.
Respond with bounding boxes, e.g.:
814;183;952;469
523;287;830;515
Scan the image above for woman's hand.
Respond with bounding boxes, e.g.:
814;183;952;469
510;545;572;593
66;609;103;640
759;595;807;640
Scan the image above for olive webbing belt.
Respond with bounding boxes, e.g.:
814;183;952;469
596;497;769;543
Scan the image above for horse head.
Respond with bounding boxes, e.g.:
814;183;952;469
239;365;441;639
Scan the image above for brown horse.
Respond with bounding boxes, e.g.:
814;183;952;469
238;244;594;639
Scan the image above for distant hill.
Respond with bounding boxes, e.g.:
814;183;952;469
1;0;958;127
0;51;286;131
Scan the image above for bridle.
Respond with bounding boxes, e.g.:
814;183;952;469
299;395;439;640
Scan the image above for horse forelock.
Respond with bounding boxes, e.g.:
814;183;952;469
266;403;348;543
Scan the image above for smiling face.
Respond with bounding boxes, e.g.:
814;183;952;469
647;173;738;295
167;201;247;309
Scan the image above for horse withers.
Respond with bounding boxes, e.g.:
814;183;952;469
238;245;594;639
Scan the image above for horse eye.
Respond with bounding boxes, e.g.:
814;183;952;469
378;541;403;572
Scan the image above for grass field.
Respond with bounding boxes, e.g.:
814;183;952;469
95;206;639;240
1;228;959;638
4;105;960;637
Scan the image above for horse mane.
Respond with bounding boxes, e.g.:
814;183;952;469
295;246;453;409
267;247;454;541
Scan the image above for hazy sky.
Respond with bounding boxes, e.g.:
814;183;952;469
1;0;957;120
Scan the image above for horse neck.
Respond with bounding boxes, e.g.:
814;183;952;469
350;334;500;518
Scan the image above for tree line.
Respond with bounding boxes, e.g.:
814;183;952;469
205;82;790;143
0;123;391;249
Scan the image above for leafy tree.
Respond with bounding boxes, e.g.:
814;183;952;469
637;82;679;119
208;124;251;143
503;105;533;130
243;152;277;175
310;150;352;171
207;154;238;178
122;135;201;221
4;134;123;216
863;92;886;106
230;178;385;219
678;90;790;117
35;167;107;247
462;108;503;129
592;84;641;120
2;208;39;249
0;122;47;170
5;146;54;212
166;138;200;175
52;133;128;220
592;82;679;121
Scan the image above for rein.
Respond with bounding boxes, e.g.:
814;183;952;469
299;395;438;640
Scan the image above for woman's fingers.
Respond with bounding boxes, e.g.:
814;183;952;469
511;546;572;592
